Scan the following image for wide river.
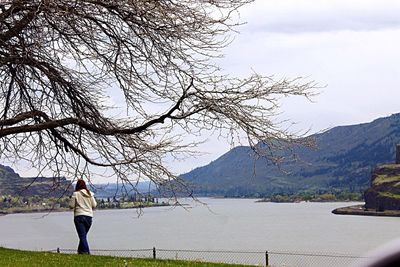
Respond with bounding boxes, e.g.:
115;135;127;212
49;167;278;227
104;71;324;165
1;198;400;262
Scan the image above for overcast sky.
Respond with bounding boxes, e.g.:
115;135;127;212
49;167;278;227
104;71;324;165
172;0;400;174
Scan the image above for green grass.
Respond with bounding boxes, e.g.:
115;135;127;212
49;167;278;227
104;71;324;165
373;174;400;185
0;247;250;267
378;192;400;199
379;164;400;169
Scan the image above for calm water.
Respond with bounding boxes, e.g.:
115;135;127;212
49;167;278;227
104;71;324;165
0;198;400;255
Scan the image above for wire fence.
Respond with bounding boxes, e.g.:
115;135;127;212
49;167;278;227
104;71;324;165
51;247;371;266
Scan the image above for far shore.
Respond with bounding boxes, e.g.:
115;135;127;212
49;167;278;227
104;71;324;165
0;208;69;216
0;203;170;216
256;199;362;204
332;204;400;217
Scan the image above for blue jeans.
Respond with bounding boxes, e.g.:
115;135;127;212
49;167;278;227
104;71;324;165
74;215;92;254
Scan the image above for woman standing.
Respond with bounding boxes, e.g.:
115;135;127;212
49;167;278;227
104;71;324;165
69;179;97;254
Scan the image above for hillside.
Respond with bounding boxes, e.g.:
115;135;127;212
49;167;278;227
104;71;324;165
0;164;156;198
0;164;72;197
182;113;400;197
364;164;400;211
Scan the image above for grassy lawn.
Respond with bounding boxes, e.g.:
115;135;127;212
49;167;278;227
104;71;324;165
0;247;251;267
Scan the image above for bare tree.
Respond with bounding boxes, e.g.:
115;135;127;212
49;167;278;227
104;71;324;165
0;0;315;196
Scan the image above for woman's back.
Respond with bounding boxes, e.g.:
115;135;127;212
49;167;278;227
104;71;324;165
69;190;97;217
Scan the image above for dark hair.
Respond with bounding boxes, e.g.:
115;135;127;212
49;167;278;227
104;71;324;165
75;179;91;196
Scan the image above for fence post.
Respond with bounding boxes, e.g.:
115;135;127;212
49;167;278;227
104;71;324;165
265;250;269;266
57;247;60;253
153;247;156;259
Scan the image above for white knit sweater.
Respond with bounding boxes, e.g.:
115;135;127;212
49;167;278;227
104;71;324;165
69;190;97;217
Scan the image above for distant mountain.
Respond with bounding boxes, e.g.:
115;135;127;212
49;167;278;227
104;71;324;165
93;181;156;198
182;113;400;197
0;164;155;198
0;164;72;197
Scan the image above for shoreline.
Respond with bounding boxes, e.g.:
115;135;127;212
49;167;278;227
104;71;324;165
256;199;362;204
332;204;400;217
0;207;70;216
0;203;170;216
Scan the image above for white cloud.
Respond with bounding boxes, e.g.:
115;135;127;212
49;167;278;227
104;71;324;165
238;0;400;33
